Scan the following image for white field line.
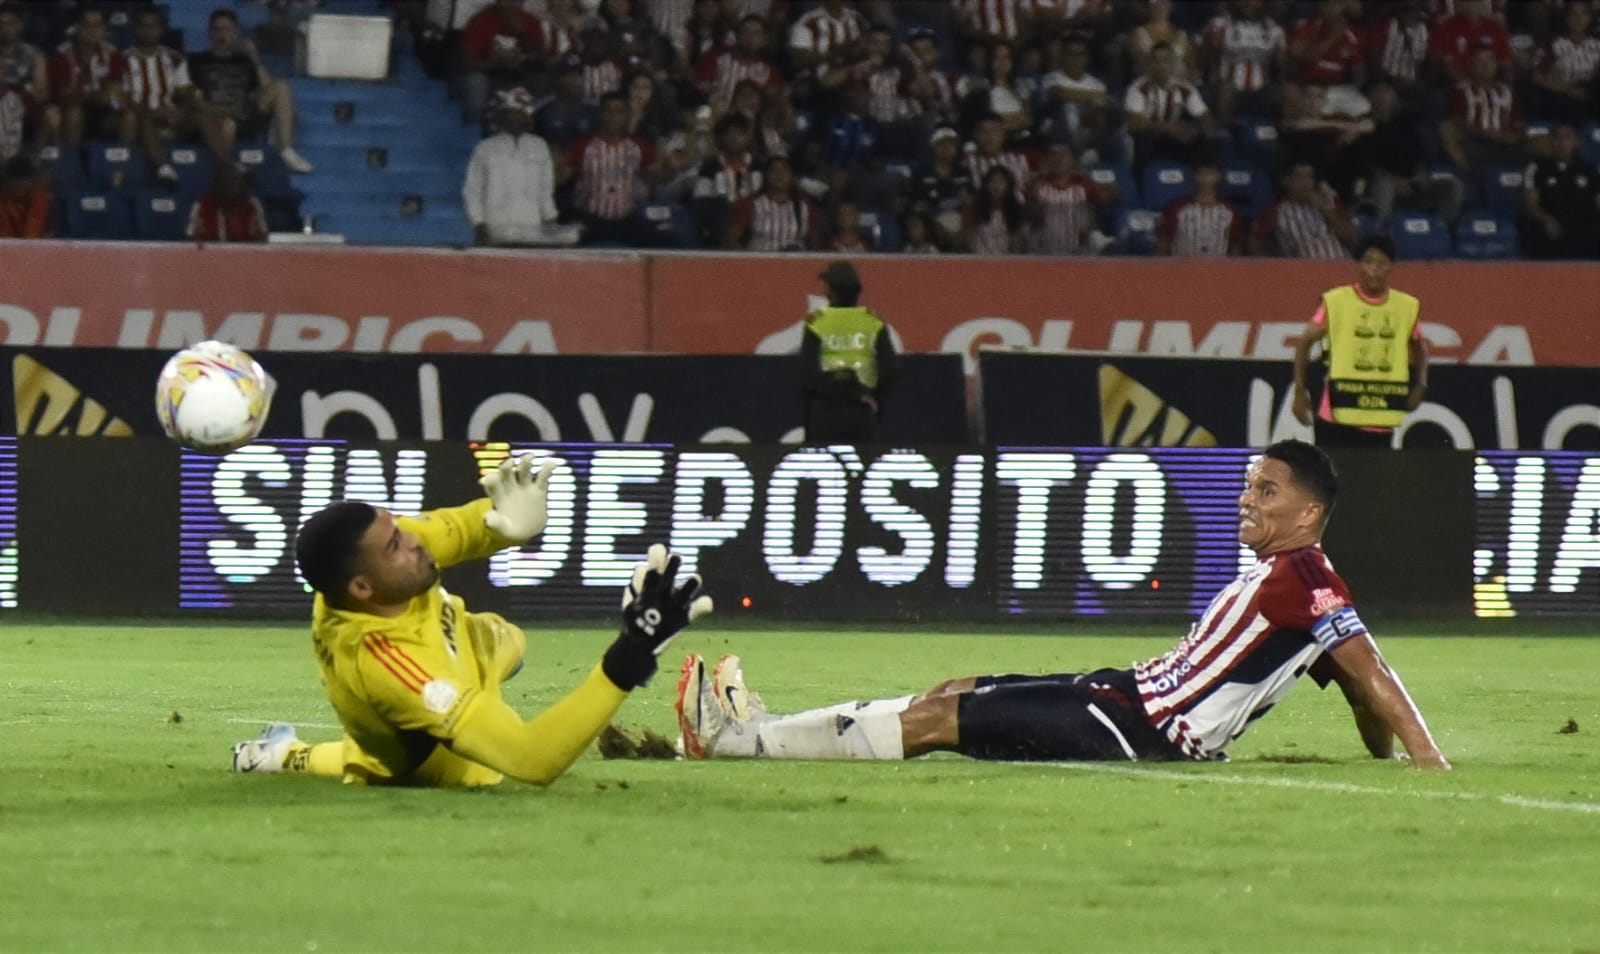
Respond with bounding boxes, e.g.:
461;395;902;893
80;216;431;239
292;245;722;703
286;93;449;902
1048;762;1600;814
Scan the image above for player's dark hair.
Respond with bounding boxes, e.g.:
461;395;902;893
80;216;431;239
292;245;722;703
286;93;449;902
1353;234;1397;262
209;7;239;26
1263;440;1338;522
295;501;378;606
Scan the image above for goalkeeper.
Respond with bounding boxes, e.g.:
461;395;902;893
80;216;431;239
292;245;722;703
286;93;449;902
230;455;712;787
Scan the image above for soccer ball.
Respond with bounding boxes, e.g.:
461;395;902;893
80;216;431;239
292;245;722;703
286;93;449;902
154;341;275;454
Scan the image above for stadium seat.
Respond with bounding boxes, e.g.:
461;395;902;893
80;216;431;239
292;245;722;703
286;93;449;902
132;193;189;241
1115;208;1159;255
1352;209;1379;240
234;146;301;202
36;145;85;192
165;145;216;201
1233;115;1279;170
1087;162;1138;207
1220;159;1271;217
1389;212;1452;260
1141;161;1193;215
1455;212;1519;260
62;193;135;240
87;143;148;192
856;206;903;252
641;203;696;248
1480;165;1527;215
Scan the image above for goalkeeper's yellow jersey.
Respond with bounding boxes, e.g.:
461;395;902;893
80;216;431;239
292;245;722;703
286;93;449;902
309;499;525;786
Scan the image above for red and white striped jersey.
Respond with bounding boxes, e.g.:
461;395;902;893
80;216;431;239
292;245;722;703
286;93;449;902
1030;176;1100;254
965;149;1033;194
788;5;869;60
537;15;577;57
954;0;1036;40
122;45;191;111
968;206;1018;254
1451;78;1519;134
1369;16;1429;84
696;50;782;109
1159;196;1241;257
581;59;624;104
1135;545;1366;759
49;40;125;96
1430;0;1507;20
1205;13;1285;92
1123;77;1209;123
733;192;817;250
568;134;652;219
1540;35;1600;87
1255;199;1348;259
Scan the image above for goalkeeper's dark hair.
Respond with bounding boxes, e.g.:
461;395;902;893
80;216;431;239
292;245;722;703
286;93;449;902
1263;439;1337;523
295;501;379;606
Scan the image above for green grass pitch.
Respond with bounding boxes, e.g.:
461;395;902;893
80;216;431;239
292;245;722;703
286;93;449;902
3;621;1598;953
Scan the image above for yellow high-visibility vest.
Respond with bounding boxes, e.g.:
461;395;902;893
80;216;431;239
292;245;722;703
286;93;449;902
1322;285;1420;428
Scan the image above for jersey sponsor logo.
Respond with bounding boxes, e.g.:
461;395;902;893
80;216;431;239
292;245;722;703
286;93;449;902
422;679;461;715
1309;586;1346;617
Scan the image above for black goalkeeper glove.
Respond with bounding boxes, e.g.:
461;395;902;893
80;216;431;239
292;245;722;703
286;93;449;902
601;544;714;691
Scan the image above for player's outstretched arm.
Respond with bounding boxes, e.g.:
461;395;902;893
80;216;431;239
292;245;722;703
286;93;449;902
443;545;712;785
482;454;561;543
1328;634;1450;771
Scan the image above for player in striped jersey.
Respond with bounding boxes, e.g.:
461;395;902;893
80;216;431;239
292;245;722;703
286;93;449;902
231;456;713;787
678;440;1449;771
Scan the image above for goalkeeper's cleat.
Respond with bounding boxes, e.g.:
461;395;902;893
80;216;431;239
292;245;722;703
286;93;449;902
675;655;725;759
711;654;766;723
231;722;300;773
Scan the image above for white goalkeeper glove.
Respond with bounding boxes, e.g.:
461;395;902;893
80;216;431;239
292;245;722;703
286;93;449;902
481;454;560;543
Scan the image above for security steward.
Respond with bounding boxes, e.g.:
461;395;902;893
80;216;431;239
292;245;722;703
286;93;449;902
801;261;898;444
1292;235;1428;449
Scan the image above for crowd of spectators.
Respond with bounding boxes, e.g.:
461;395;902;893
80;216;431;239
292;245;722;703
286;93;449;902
442;0;1600;259
0;2;309;241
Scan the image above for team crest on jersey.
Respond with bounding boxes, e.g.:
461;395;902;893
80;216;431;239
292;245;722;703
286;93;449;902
422;679;460;715
1309;587;1347;617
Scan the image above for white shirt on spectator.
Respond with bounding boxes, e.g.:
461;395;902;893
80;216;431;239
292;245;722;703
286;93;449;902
1041;69;1107;137
462;131;561;244
1124;76;1208;123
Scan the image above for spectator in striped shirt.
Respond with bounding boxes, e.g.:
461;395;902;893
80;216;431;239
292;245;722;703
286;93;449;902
1124;41;1215;175
788;0;870;74
568;91;657;245
691;113;761;245
679;440;1451;772
1202;0;1287;124
1365;0;1431;99
1287;0;1366;88
964;112;1032;194
954;0;1036;46
1028;143;1111;255
48;7;125;149
1429;0;1511;82
1130;0;1198;83
962;163;1028;253
1038;34;1119;164
1156;163;1244;256
1531;2;1600;126
1252;161;1357;258
696;14;783;111
0;2;50;163
121;8;229;184
577;26;627;105
726;154;819;250
1440;47;1525;171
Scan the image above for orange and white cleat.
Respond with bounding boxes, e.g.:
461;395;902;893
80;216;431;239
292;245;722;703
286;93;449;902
675;654;724;759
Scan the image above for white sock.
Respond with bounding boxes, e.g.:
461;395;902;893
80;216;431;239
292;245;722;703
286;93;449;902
712;696;913;760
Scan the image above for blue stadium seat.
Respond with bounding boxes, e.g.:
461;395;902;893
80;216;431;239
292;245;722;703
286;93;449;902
62;193;135;240
1087;162;1138;207
132;193;189;241
1141;161;1193;216
87;143;148;192
641;203;696;248
1581;122;1600;165
856;206;902;252
1115;208;1159;255
1480;164;1527;215
234;146;301;202
36;145;85;191
1220;159;1271;218
1455;212;1519;260
165;145;216;201
1352;209;1379;240
1233;115;1279;170
1389;212;1452;260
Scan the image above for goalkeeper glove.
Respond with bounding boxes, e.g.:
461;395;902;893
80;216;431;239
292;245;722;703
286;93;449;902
602;544;714;690
481;454;560;543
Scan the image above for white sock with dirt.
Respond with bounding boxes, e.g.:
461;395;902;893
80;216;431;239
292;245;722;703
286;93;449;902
712;696;914;760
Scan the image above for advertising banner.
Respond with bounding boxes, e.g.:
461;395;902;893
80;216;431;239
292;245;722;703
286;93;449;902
0;348;968;444
978;353;1600;450
4;438;1595;621
649;257;1600;368
0;243;648;353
